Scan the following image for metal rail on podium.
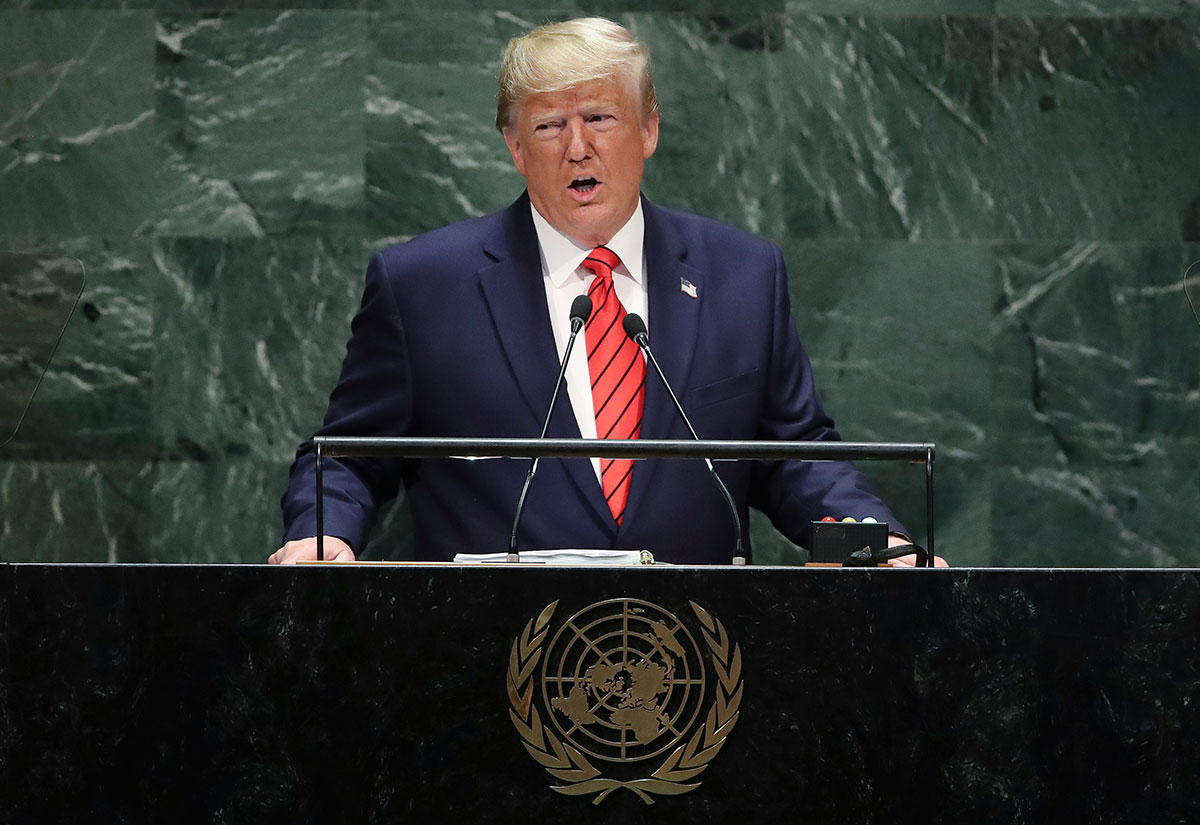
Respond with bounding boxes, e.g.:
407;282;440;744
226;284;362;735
311;436;937;565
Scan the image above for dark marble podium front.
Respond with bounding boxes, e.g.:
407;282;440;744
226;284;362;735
2;564;1198;824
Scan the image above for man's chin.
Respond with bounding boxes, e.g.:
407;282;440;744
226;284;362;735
562;214;619;247
532;194;631;246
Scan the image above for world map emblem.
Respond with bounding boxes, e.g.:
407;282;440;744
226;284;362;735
507;599;743;804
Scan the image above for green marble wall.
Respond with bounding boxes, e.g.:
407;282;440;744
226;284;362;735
1;2;1197;566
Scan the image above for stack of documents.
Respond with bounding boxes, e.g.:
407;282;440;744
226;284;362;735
452;549;658;565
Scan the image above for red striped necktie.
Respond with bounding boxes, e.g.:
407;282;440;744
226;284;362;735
581;246;645;525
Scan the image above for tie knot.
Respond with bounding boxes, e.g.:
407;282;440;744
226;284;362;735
582;246;621;280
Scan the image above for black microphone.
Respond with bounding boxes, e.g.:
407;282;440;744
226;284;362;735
508;295;593;561
622;314;747;565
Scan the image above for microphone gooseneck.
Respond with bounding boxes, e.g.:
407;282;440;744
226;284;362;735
507;295;593;561
622;314;747;565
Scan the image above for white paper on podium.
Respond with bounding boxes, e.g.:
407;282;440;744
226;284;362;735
452;549;661;565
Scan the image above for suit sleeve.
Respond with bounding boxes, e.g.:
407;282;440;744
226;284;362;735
746;244;906;545
280;252;413;552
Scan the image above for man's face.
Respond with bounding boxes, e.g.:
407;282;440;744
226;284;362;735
503;79;659;248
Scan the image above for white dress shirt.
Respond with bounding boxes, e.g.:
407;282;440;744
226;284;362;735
530;201;649;484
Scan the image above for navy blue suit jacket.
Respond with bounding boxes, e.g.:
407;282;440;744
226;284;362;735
282;194;903;563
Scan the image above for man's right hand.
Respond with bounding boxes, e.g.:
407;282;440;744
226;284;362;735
269;536;356;564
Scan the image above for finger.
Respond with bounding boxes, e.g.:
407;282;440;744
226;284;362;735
269;541;303;564
269;542;311;565
327;542;357;563
888;554;950;568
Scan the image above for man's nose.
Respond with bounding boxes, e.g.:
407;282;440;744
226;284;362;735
565;121;590;161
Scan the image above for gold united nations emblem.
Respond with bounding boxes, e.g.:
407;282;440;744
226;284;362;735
507;599;743;805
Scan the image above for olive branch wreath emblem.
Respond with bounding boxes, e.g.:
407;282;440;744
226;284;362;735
506;600;743;805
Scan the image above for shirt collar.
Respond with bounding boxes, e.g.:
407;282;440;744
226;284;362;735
529;198;645;288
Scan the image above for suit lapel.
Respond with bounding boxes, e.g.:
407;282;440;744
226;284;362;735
477;194;613;532
477;197;561;428
620;199;705;537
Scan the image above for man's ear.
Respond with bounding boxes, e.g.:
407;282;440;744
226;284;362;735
641;111;660;161
503;127;527;177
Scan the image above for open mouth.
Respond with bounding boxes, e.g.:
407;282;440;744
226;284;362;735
568;177;600;193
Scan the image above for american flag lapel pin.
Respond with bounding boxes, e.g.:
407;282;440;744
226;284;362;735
680;277;698;299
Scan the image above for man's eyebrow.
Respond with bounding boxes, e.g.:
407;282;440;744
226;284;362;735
576;104;619;120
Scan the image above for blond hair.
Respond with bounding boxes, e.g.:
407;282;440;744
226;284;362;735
496;17;659;132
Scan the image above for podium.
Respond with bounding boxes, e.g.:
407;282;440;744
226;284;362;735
3;563;1199;823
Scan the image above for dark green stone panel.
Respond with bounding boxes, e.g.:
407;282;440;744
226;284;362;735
153;0;362;8
787;0;995;14
0;12;157;243
0;462;150;562
990;242;1200;566
991;243;1200;467
776;15;997;240
2;238;155;460
575;0;784;14
365;11;528;239
148;459;291;562
153;11;367;238
0;0;360;8
991;17;1200;242
784;241;993;451
0;253;84;448
635;14;785;239
997;0;1200;16
992;463;1200;566
1187;244;1200;329
149;236;368;462
369;0;571;10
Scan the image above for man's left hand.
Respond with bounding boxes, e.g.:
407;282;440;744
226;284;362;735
887;553;949;567
885;533;948;566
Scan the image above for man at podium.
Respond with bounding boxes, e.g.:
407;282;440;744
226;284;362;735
273;18;928;566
